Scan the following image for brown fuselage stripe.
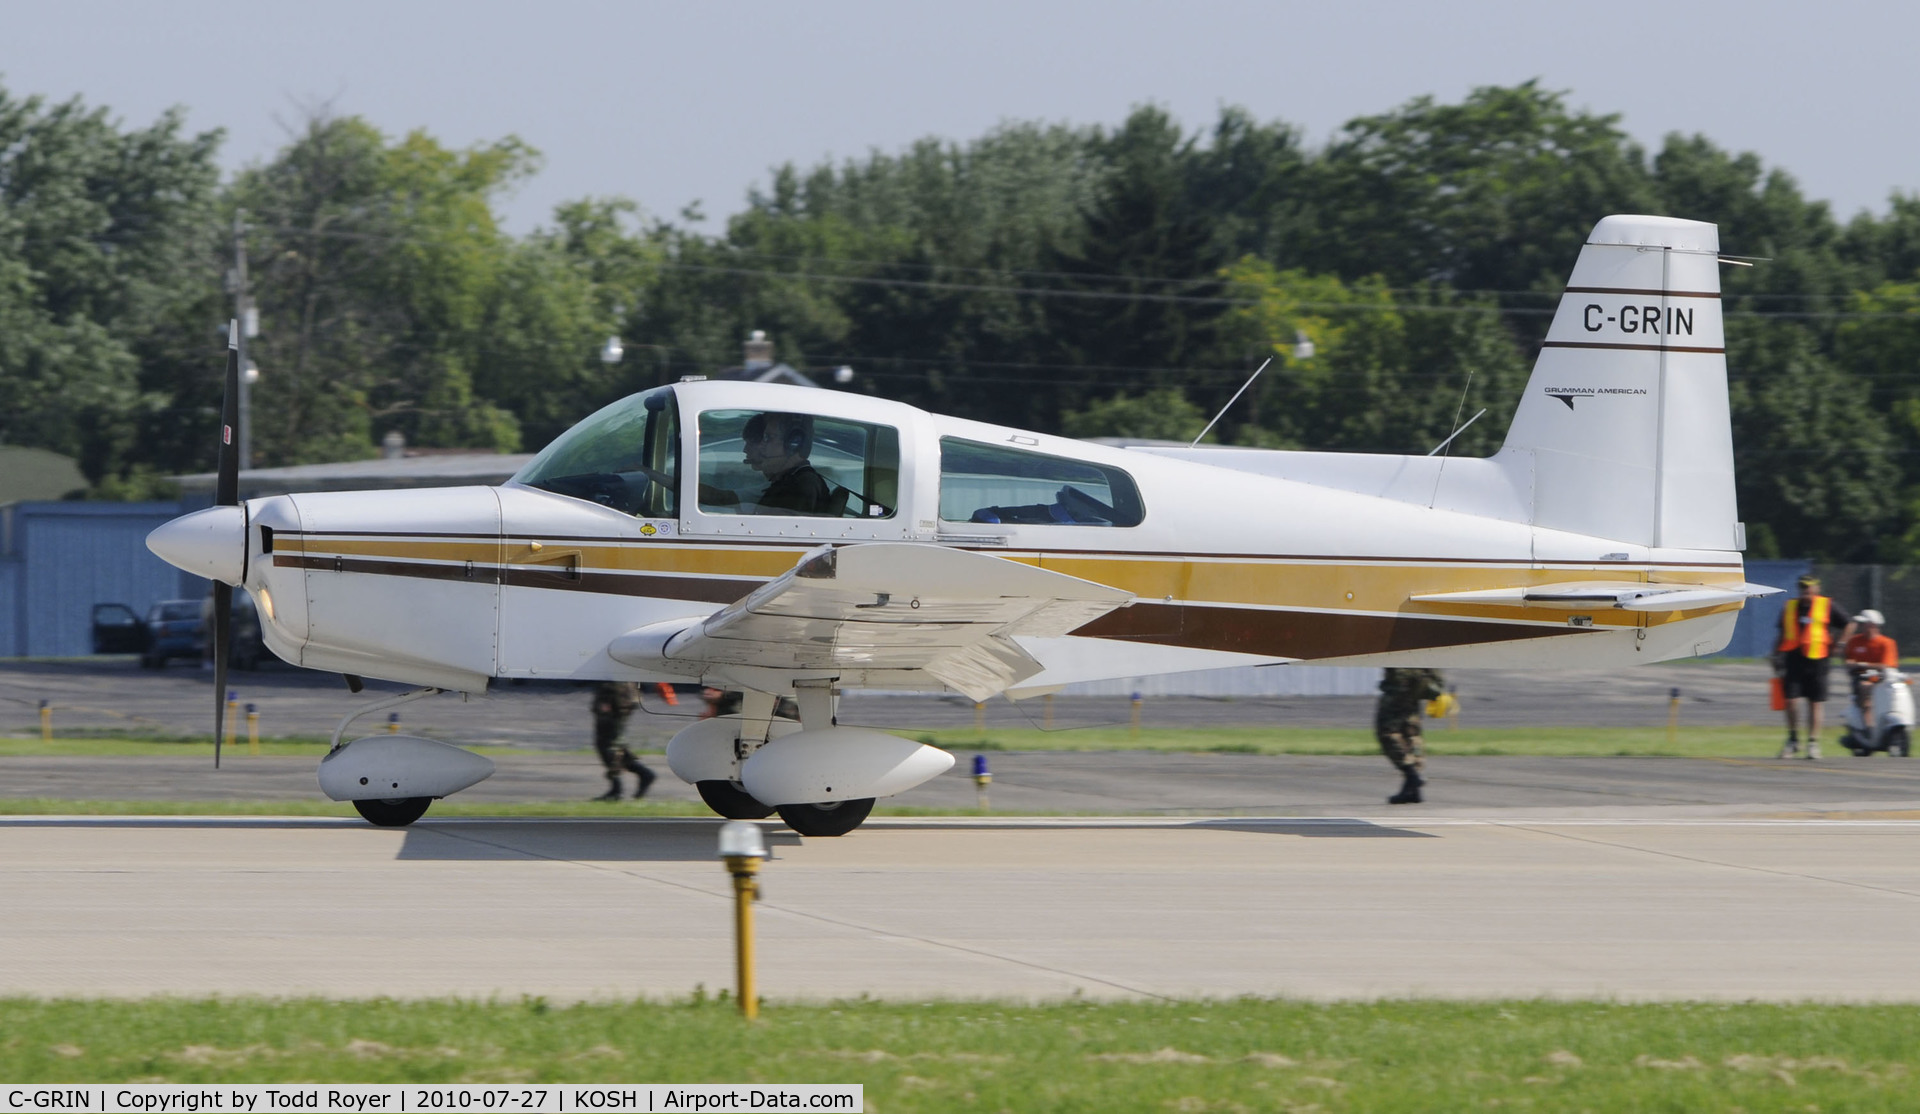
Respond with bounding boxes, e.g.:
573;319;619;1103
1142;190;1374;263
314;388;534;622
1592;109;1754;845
1540;341;1725;354
1076;603;1585;659
274;553;1593;659
274;554;762;604
1562;286;1720;299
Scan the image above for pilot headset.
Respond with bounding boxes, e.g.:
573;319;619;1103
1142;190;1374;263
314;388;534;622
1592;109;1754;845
748;412;810;457
777;413;811;456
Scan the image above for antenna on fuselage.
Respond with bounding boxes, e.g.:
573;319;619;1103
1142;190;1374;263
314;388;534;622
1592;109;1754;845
1190;357;1272;447
1427;368;1484;509
1426;409;1486;457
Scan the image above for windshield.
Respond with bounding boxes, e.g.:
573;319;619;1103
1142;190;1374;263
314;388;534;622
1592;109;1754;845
512;387;680;516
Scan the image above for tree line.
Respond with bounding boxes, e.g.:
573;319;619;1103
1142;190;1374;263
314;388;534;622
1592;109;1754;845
3;80;1918;560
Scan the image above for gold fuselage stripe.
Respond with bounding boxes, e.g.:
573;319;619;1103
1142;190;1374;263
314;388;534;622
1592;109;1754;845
274;533;1744;630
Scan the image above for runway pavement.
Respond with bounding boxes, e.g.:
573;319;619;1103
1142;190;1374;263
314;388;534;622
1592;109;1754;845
5;815;1920;1002
11;657;1916;1005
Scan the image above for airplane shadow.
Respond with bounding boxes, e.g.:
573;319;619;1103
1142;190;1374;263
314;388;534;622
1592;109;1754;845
0;817;361;830
397;819;804;862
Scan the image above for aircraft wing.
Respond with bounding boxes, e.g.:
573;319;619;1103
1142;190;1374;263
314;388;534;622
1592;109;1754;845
1410;581;1781;612
616;544;1134;700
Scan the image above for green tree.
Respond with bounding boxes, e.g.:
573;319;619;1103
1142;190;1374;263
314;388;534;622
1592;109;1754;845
1215;258;1526;454
1061;387;1208;442
0;84;222;485
1302;82;1658;299
231;114;530;465
1037;106;1230;430
1728;322;1899;560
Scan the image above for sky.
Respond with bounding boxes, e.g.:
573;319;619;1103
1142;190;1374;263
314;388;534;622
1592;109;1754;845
4;0;1915;237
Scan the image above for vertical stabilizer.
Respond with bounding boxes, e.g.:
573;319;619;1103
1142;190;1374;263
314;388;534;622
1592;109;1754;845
1498;215;1736;550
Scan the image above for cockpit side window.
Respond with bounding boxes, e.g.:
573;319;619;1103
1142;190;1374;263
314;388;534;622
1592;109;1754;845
511;387;679;516
938;438;1144;527
696;410;900;518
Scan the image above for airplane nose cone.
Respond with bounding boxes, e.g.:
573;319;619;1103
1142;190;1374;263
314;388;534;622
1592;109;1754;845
146;505;248;585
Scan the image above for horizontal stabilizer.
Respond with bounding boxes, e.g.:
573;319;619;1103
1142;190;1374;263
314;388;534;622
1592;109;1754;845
1411;581;1779;612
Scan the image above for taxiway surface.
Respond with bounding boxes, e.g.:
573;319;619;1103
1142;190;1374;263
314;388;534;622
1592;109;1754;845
5;815;1919;1002
8;751;1920;819
1;658;1777;747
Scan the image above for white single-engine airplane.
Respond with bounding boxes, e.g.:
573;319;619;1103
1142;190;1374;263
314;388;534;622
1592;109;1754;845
148;214;1773;835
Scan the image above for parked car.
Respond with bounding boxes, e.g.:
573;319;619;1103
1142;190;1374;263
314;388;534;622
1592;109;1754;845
90;603;149;655
91;599;204;667
91;594;268;669
210;589;267;671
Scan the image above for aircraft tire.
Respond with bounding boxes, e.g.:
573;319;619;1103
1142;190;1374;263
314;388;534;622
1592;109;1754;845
775;797;875;837
697;780;775;820
352;796;432;827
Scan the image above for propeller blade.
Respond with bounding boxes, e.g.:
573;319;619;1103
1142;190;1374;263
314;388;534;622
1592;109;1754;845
217;324;240;507
213;324;239;767
213;583;231;769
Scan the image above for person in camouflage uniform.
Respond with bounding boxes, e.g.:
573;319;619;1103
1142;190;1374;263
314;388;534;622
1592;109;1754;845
591;681;657;801
1377;667;1445;804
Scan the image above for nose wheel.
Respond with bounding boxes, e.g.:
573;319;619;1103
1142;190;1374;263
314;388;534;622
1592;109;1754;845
352;797;433;827
697;780;776;820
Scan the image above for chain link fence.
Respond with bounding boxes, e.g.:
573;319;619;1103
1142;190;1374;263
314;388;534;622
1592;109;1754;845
1810;564;1920;650
1721;560;1920;659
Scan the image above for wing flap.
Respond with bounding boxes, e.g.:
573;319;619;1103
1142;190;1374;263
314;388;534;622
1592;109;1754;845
648;543;1133;699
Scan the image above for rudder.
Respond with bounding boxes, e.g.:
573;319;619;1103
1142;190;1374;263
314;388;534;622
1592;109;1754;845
1497;215;1737;551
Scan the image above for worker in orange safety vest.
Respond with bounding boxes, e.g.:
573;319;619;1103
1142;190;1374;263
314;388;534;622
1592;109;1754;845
1774;574;1855;759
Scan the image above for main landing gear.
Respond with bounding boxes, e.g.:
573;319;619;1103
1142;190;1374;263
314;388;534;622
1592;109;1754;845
775;798;875;837
697;778;875;836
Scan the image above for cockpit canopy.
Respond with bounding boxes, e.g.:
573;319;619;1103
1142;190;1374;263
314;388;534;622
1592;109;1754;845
512;382;1144;529
511;386;679;516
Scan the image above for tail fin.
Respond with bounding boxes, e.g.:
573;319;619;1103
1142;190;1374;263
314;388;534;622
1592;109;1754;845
1498;215;1737;551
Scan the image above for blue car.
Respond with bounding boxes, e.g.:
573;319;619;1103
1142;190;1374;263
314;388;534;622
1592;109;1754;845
140;599;205;668
94;599;206;668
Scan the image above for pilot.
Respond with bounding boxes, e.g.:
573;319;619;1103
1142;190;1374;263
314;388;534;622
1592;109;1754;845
702;412;833;515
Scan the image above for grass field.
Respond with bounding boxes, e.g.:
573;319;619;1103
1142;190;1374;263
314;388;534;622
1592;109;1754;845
4;723;1795;760
2;996;1914;1110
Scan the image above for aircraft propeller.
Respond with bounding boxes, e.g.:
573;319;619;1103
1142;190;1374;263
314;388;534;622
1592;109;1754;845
211;323;242;768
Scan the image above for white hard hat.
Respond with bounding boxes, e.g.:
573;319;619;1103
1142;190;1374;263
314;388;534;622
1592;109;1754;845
1859;609;1886;627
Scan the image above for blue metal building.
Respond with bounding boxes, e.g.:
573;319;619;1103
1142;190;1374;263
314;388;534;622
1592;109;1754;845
1716;558;1809;659
0;501;194;657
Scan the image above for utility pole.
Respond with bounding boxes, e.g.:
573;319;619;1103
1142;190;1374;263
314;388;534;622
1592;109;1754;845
230;210;254;472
